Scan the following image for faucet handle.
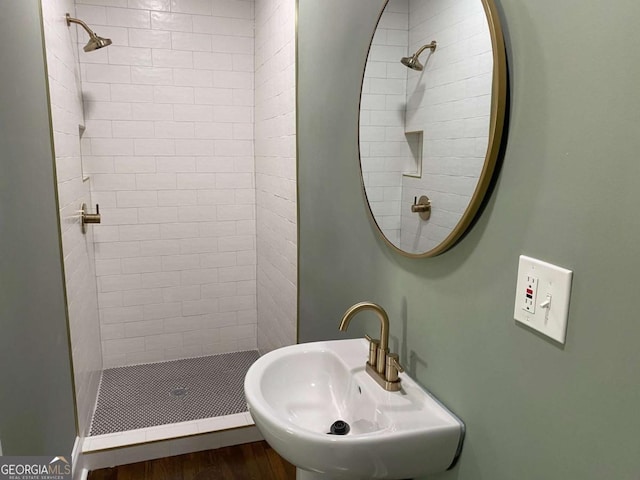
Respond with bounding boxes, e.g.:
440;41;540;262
385;353;404;383
390;354;404;373
364;334;379;367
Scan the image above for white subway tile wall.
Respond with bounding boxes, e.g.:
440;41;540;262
77;0;259;367
359;0;409;245
400;0;492;252
42;0;103;437
254;0;297;354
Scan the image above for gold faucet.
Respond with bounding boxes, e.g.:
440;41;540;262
339;302;404;392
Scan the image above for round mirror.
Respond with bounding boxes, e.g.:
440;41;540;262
358;0;507;257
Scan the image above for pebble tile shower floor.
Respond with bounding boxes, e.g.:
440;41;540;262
89;350;260;436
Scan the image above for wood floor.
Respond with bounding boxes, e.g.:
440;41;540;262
88;441;296;480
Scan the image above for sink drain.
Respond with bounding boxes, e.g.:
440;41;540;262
170;386;188;397
327;420;350;435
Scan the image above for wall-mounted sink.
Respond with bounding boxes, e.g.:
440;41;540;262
244;339;464;479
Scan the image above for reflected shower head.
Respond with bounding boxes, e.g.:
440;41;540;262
66;13;112;52
400;41;437;71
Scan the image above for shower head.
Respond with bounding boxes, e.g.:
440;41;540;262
400;41;437;71
83;34;113;52
66;14;112;52
400;55;423;71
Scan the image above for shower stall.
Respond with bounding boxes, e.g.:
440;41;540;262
40;0;297;465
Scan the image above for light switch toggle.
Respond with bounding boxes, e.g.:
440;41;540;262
539;295;551;310
539;294;552;322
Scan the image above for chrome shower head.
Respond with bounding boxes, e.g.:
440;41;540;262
66;14;112;52
401;41;437;71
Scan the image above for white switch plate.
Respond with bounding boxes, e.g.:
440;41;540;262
514;255;573;344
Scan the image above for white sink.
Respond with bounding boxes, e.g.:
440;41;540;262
244;338;464;479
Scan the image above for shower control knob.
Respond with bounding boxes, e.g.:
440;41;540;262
411;195;431;220
81;203;101;234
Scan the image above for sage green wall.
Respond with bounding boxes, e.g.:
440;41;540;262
0;1;77;456
297;0;640;478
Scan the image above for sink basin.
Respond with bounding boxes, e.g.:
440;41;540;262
244;339;464;479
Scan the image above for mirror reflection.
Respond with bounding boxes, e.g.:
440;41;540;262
359;0;500;256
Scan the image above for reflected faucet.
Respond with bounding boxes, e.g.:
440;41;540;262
339;302;404;391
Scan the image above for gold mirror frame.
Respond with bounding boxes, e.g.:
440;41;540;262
358;0;507;258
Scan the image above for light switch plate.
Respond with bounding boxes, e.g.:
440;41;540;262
514;255;573;344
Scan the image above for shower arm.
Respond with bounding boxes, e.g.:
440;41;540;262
66;14;97;38
413;41;437;59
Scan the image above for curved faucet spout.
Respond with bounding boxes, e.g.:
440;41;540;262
339;302;403;390
339;302;389;353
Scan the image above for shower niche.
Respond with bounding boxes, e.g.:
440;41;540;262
403;130;423;178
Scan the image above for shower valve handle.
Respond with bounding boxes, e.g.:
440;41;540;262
411;195;432;220
81;203;101;233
